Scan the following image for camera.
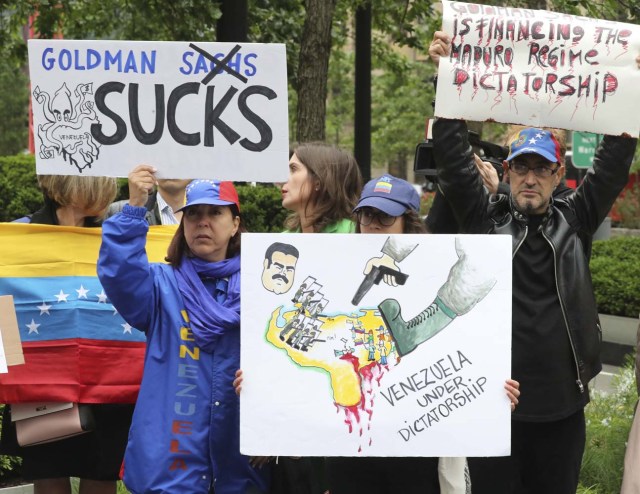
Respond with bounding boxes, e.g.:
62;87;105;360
414;131;508;182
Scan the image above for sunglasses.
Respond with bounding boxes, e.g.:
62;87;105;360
355;208;398;227
508;161;560;178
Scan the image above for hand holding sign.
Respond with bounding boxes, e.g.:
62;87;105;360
428;31;451;67
127;165;158;208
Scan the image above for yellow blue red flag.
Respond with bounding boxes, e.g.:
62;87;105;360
0;222;175;404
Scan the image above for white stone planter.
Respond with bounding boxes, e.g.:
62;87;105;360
0;485;33;494
599;313;638;347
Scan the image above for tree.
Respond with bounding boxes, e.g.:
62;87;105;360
295;0;338;142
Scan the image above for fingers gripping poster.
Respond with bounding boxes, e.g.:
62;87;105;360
240;233;512;457
28;40;288;181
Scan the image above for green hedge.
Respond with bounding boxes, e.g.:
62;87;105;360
0;154;40;222
590;236;640;318
0;154;287;232
0;405;21;480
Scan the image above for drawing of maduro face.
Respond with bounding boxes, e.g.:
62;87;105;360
261;242;300;294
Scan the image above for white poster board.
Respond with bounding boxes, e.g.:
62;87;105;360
435;1;640;137
28;40;289;181
240;233;512;457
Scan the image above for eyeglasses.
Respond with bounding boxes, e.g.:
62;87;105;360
508;161;560;178
356;208;398;227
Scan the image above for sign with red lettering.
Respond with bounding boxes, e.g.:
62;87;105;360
435;1;640;137
28;40;288;181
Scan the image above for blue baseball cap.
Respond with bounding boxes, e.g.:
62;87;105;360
176;179;240;212
354;175;420;217
507;128;562;163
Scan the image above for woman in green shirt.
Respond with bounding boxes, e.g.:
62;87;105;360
281;143;362;234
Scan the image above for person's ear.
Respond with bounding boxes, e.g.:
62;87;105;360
231;215;240;237
556;164;566;185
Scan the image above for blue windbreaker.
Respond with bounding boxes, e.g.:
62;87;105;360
97;205;269;494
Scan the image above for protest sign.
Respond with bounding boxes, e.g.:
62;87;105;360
435;1;640;136
0;296;24;369
28;40;289;181
240;233;512;457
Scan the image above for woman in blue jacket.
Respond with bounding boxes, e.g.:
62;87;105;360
98;165;269;494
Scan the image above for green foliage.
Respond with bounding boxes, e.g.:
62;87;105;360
0;405;22;480
248;0;305;88
579;356;637;494
326;48;355;149
1;1;221;52
0;154;42;222
236;184;287;233
613;184;640;229
0;62;29;156
371;52;434;175
590;237;640;318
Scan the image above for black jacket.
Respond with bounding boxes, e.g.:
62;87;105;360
433;117;638;391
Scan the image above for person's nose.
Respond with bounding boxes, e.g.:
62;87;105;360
197;214;209;227
523;169;538;185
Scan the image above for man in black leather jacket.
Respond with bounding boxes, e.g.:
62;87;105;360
429;30;639;493
433;114;637;493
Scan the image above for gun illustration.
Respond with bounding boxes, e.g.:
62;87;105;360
351;265;408;305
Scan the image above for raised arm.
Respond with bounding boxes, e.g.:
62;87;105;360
98;166;160;331
432;118;491;233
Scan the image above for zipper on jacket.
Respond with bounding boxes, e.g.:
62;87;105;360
541;230;585;394
512;225;528;258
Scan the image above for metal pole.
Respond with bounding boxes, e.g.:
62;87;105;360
354;2;371;182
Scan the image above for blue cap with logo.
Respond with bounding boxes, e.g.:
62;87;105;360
507;128;562;163
176;179;240;213
354;175;420;217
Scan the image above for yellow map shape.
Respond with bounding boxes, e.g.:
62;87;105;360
266;306;393;407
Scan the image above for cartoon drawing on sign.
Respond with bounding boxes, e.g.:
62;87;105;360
33;82;101;172
260;236;497;452
379;237;496;356
261;242;299;294
352;236;416;305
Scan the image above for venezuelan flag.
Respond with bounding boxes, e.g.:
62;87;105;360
0;222;175;404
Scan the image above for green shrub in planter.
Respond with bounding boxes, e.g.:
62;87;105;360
0;405;22;480
236;184;288;233
579;356;637;493
0;154;40;222
590;237;640;318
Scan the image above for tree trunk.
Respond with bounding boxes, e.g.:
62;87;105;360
388;152;408;180
296;0;337;142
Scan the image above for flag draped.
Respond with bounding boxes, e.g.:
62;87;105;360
0;222;175;404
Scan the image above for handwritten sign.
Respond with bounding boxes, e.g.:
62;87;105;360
28;40;289;181
240;233;512;457
435;1;640;136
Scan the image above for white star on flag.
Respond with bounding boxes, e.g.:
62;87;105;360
535;133;544;139
121;323;132;334
113;307;119;315
55;290;69;303
76;285;89;299
27;319;40;334
37;301;52;315
528;138;538;145
97;290;108;303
